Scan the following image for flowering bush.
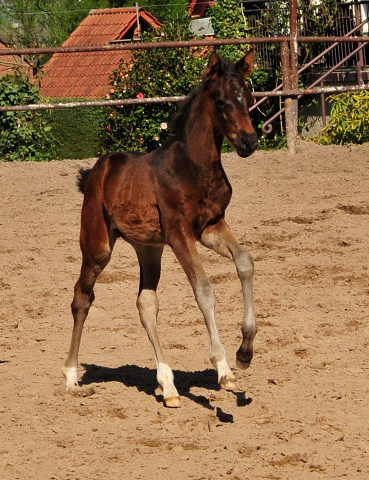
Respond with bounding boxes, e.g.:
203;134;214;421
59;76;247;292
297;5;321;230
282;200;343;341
101;18;208;153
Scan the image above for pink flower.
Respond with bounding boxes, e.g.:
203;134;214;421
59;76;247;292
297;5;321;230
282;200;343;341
254;63;258;68
110;88;115;93
160;122;168;130
137;93;144;99
139;138;144;143
106;93;110;99
107;126;111;131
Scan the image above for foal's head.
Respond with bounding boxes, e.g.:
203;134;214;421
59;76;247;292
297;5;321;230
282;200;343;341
204;51;258;158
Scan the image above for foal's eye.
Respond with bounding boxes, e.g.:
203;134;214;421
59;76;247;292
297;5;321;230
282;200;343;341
215;98;225;108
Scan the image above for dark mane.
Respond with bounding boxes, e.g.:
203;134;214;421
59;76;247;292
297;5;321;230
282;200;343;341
170;87;202;137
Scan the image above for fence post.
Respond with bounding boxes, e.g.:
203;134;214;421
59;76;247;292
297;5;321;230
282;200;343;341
285;0;299;155
281;41;293;149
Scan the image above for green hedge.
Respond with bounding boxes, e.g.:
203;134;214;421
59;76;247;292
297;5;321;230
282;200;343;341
0;75;55;162
47;98;107;159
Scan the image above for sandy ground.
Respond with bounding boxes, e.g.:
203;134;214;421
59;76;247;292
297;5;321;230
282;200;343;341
0;140;368;480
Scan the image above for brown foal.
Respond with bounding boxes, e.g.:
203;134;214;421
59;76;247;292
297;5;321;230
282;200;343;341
63;51;258;407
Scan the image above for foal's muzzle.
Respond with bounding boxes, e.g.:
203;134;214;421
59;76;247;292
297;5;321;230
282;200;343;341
234;131;258;158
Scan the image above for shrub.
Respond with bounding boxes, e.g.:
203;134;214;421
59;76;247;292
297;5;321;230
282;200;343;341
47;102;106;159
101;18;208;153
312;90;369;145
0;75;55;161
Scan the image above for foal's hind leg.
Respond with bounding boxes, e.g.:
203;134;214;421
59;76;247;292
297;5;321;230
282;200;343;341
63;206;114;390
133;244;180;407
201;219;257;370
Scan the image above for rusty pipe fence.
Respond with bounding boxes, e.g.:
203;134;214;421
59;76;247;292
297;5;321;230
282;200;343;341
250;19;369;132
1;35;369;154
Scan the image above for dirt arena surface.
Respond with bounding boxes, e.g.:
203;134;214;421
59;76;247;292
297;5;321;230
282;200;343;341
0;140;368;479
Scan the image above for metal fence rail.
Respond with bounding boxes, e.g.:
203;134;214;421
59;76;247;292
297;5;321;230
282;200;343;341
1;84;369;113
1;35;369;57
2;23;369;152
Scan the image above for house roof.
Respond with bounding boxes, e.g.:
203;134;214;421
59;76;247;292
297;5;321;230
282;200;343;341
0;39;32;79
187;0;215;18
40;8;160;99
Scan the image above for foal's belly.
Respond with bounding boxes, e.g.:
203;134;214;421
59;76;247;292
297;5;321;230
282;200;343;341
102;155;164;245
111;205;164;245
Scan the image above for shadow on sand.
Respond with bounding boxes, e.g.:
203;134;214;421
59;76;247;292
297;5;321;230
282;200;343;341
81;363;252;417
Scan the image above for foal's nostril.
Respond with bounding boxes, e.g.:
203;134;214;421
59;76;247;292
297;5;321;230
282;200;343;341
235;131;258;156
251;137;258;151
242;134;258;151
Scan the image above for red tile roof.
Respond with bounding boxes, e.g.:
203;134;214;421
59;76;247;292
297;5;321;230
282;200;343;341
40;8;160;99
187;0;215;18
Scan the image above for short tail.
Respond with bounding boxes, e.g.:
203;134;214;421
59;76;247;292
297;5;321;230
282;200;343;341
77;168;92;194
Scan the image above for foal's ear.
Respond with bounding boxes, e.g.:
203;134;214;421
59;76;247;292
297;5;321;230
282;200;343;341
205;52;223;79
235;49;255;79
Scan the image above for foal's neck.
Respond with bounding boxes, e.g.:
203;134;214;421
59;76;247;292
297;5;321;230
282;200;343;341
184;93;224;168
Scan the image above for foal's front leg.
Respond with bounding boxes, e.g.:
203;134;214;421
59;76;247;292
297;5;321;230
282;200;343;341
169;233;235;390
200;219;257;370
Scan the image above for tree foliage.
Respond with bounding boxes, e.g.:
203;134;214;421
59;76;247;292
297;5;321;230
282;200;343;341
207;0;251;62
0;75;55;161
0;0;111;74
101;18;208;153
0;1;112;47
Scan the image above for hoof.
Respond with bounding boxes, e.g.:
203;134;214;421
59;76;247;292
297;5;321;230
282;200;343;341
236;358;251;370
66;384;79;392
236;346;253;370
220;376;236;391
62;365;79;391
164;396;181;408
65;379;79;392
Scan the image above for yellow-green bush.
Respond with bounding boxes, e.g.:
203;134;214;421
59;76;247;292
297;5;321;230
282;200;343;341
313;90;369;145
